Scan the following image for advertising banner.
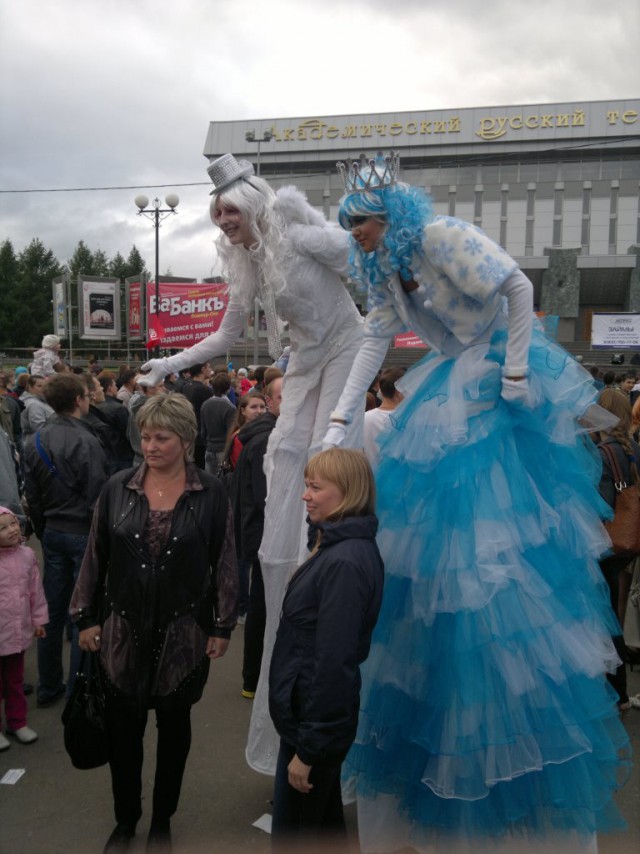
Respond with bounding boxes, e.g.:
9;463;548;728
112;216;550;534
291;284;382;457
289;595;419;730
126;280;144;340
78;277;121;340
146;282;229;349
591;313;640;349
52;276;67;338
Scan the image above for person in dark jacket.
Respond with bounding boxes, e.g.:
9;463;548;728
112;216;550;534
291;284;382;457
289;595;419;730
96;375;133;472
596;387;638;710
24;374;109;708
70;393;237;852
200;372;236;475
269;448;384;851
232;377;281;696
181;362;213;469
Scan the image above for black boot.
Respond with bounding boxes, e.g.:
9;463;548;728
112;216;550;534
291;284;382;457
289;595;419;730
147;819;171;852
104;823;136;852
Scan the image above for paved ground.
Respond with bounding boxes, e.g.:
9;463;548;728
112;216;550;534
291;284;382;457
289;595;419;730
1;615;639;853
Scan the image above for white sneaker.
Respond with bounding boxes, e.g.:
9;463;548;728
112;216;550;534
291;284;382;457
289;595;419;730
0;732;10;751
7;726;38;744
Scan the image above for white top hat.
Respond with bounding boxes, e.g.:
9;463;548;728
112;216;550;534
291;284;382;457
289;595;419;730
207;154;255;195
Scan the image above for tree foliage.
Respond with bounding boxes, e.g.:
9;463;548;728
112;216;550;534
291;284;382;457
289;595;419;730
0;238;149;349
0;239;64;348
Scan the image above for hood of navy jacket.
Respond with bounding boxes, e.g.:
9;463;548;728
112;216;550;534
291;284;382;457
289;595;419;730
237;412;277;446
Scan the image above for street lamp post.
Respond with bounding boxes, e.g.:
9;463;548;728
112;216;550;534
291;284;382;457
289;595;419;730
134;194;179;355
244;130;274;364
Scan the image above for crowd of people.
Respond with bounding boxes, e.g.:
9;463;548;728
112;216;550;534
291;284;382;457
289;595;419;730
0;149;639;854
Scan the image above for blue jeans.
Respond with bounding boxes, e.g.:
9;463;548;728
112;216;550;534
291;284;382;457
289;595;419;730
37;528;88;703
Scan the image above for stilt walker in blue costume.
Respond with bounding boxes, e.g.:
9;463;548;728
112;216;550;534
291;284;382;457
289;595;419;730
323;152;630;854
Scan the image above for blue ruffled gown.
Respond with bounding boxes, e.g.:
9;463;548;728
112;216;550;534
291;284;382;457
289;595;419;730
342;220;631;853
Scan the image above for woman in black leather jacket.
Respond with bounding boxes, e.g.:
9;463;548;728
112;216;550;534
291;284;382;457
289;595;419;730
71;393;237;852
269;448;384;851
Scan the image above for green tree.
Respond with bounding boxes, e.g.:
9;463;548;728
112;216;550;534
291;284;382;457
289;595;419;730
67;240;95;282
125;245;147;279
6;239;63;348
0;240;20;347
92;249;111;277
109;251;128;282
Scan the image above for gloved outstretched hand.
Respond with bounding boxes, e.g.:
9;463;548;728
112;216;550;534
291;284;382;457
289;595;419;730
322;422;348;450
140;357;171;386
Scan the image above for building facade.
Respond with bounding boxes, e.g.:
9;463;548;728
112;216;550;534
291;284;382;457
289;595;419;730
204;100;640;359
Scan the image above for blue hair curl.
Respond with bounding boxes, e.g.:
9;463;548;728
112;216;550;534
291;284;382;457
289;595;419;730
338;184;434;309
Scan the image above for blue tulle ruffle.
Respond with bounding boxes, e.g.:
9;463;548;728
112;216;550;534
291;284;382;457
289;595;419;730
345;323;631;841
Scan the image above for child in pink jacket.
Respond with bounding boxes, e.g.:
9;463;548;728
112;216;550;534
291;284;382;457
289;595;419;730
0;506;48;751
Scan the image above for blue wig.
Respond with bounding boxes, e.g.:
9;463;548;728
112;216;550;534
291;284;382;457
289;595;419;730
339;183;434;309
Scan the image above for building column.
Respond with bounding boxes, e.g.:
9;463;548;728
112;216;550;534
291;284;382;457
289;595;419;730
626;246;640;311
540;248;580;343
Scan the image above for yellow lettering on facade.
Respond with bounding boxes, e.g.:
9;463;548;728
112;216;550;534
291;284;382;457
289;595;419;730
299;119;327;140
433;121;447;133
525;115;539;129
405;122;417;134
269;127;283;141
282;128;294;141
326;125;339;139
297;127;307;141
540;114;553;128
509;116;523;129
606;111;619;124
389;123;403;135
361;125;373;137
448;117;461;132
572;109;585;126
556;114;569;127
622;110;638;124
341;126;357;138
376;124;387;135
476;117;507;140
420;121;432;134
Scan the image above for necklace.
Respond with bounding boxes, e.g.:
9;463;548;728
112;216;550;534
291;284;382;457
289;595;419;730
148;470;183;498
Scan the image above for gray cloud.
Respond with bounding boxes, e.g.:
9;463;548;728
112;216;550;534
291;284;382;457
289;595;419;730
1;0;637;281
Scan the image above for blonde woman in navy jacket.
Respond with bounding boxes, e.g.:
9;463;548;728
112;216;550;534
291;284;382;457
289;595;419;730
269;448;384;851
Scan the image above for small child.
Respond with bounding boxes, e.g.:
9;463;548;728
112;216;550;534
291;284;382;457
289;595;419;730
29;334;61;377
0;506;48;751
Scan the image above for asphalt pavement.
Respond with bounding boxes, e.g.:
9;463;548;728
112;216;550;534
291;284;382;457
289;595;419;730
1;602;639;853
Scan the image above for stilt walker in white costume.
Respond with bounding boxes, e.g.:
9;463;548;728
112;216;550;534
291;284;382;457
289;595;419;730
142;154;364;773
323;153;631;854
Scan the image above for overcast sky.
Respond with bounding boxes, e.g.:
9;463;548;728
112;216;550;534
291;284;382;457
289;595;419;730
1;0;638;280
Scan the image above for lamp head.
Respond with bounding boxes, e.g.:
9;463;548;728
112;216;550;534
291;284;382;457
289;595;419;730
245;130;255;142
165;194;179;209
135;194;149;210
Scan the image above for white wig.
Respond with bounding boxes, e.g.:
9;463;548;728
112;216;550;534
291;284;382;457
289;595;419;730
210;175;289;311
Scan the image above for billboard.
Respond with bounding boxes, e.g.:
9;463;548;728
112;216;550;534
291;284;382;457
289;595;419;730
51;276;67;338
146;282;229;349
77;277;121;340
126;278;144;341
591;313;640;349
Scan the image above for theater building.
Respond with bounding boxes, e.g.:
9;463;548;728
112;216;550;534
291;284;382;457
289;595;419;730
204;99;640;364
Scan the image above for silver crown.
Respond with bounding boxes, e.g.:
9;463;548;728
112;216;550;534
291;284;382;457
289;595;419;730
207;153;255;196
337;150;400;193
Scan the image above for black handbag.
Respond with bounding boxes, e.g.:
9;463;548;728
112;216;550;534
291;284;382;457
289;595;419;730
61;651;108;770
216;456;235;495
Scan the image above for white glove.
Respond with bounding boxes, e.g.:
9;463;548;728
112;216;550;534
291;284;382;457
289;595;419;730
501;377;531;406
331;335;390;424
322;422;348;450
140;357;172;386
